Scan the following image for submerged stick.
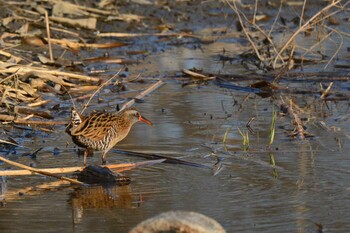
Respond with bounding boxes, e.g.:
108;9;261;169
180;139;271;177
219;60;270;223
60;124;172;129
0;159;165;176
0;156;85;186
113;149;212;169
320;82;333;99
182;69;215;81
97;32;198;39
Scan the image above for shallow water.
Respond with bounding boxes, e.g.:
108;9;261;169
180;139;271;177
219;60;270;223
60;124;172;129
1;69;350;233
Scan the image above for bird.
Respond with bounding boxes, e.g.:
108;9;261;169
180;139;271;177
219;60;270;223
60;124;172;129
66;107;153;166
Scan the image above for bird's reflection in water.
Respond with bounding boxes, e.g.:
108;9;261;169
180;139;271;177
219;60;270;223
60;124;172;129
69;184;134;224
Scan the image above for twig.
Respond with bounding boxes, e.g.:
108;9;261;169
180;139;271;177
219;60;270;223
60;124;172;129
0;159;165;176
268;0;283;37
0;50;22;63
273;44;295;83
323;26;343;70
225;0;263;62
81;70;122;114
252;0;258;25
27;99;51;107
320;82;333;99
229;1;285;67
97;32;198;39
0;139;20;147
300;30;333;58
246;117;255;134
273;0;342;68
288;99;305;140
182;69;215;81
121;80;165;110
50;26;80;37
45;10;54;62
0;156;85;186
299;0;307;28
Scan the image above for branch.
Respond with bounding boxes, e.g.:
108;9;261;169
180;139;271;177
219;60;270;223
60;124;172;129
0;156;85;186
121;80;165;110
0;159;165;176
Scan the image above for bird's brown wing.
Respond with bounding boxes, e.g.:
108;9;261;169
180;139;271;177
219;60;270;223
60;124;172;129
70;113;118;141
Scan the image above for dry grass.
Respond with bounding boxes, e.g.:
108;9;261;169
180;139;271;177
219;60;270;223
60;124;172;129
225;0;350;75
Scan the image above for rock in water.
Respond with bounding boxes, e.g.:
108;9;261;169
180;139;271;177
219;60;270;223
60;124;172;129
77;165;130;185
130;211;226;233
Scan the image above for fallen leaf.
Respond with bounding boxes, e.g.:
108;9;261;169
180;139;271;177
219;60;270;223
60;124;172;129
22;36;47;47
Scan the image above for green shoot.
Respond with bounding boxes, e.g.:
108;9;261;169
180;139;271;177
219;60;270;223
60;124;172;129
268;109;277;149
223;127;230;144
269;110;278;178
223;127;230;151
269;153;278;178
238;128;249;152
269;152;276;166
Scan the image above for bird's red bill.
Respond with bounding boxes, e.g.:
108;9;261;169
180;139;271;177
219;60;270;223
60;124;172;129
139;115;154;126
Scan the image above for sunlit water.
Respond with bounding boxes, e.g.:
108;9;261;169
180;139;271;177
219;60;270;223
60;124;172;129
1;43;350;233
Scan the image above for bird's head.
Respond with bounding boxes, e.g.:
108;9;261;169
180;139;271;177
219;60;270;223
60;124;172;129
124;108;154;126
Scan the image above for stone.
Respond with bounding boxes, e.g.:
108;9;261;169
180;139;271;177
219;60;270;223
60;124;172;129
130;211;226;233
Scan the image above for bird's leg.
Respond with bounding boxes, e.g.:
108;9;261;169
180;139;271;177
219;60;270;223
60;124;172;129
101;150;107;165
84;148;93;167
83;149;89;166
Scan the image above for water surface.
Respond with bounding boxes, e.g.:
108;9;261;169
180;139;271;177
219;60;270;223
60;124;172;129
1;43;350;233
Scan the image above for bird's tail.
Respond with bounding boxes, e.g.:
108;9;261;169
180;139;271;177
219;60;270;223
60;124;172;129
71;107;83;127
65;107;83;134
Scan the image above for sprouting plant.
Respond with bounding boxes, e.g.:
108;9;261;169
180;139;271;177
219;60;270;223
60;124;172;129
268;108;277;149
270;153;278;178
238;128;249;152
222;127;231;151
268;109;278;178
223;128;230;143
269;152;276;166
